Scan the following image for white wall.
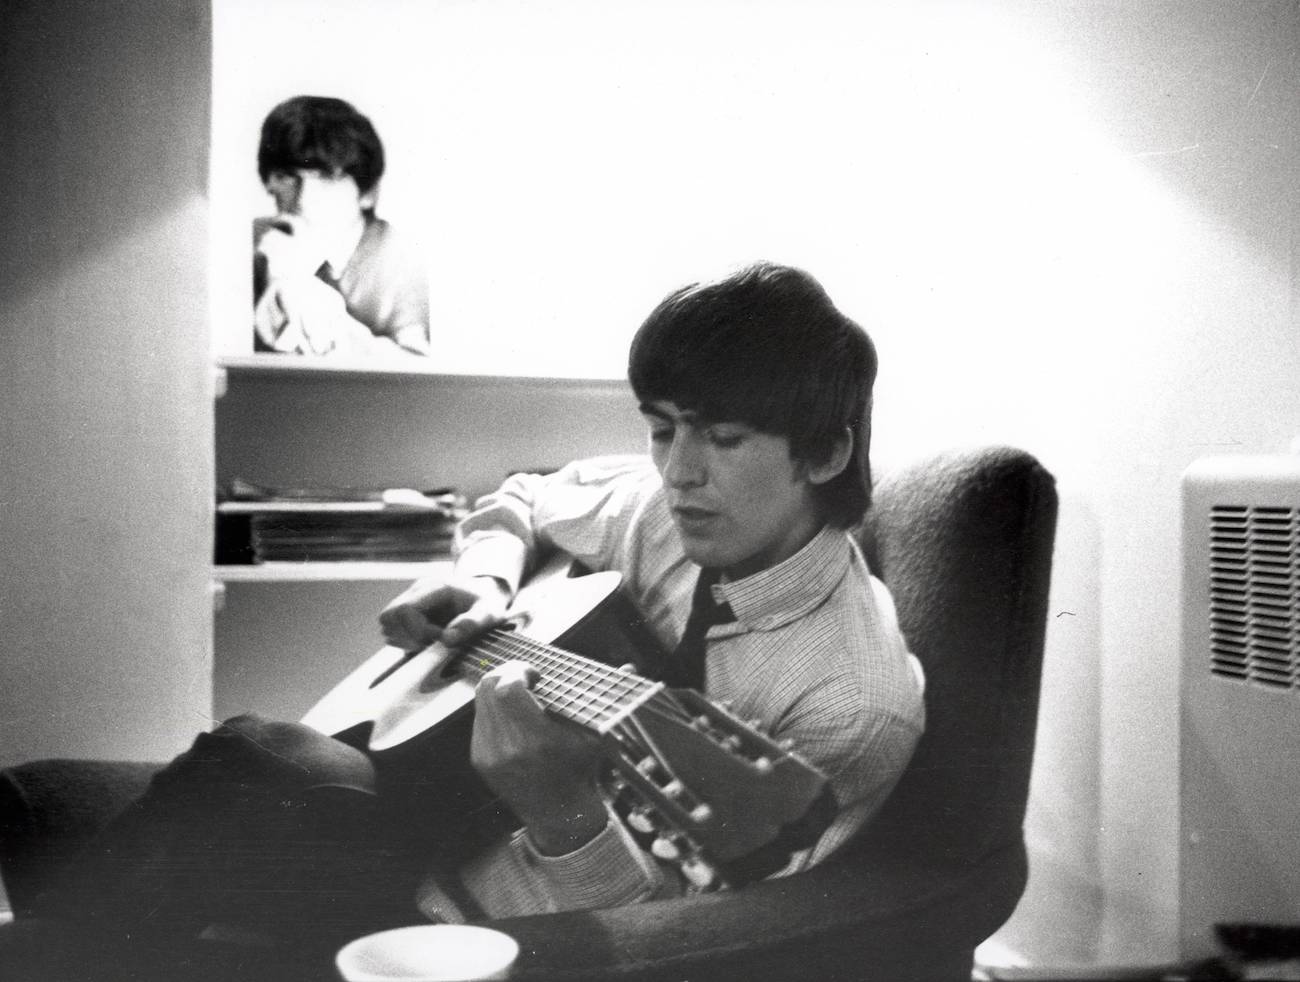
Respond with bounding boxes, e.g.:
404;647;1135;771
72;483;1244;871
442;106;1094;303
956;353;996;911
0;1;214;767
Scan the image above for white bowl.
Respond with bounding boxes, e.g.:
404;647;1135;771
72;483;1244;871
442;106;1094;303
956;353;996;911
336;924;520;981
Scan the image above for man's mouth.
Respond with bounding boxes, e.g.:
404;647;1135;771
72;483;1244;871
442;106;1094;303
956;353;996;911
672;505;719;529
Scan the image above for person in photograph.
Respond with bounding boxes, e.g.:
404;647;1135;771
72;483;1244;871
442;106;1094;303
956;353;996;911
253;95;430;357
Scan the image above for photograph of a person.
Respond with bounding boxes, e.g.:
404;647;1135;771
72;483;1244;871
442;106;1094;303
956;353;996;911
253;95;431;357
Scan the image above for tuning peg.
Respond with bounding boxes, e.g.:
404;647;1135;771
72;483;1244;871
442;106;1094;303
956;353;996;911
688;803;713;824
748;717;764;731
680;856;718;889
637;756;658;776
692;714;711;730
778;738;796;751
752;756;773;773
651;835;682;861
722;734;743;752
662;779;684;799
627;806;656;834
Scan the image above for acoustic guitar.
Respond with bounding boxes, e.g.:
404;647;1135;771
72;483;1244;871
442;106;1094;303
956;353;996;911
300;556;830;890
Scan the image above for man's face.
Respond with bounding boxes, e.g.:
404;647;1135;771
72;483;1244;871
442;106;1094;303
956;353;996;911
264;167;370;239
641;400;825;579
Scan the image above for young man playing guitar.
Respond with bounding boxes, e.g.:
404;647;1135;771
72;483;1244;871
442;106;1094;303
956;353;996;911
56;262;923;945
378;261;924;920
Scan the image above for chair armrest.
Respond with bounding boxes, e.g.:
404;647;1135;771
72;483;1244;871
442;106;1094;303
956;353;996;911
487;839;1027;982
0;759;162;916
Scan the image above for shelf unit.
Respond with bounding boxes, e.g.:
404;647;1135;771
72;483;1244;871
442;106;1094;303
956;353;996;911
211;354;646;723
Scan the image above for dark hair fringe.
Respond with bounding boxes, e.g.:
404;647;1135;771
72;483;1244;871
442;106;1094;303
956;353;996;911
628;262;877;528
257;96;385;196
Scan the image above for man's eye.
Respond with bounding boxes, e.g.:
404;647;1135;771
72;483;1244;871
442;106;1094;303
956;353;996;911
649;428;673;444
707;429;745;448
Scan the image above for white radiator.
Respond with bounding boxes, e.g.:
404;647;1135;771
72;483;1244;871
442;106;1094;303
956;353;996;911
1180;455;1300;958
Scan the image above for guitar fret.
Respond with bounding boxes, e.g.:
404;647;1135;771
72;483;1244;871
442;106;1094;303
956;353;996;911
471;631;657;733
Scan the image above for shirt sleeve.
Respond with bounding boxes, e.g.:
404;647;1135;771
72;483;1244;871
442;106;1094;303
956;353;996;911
452;456;657;597
414;458;678;919
451;801;682;918
771;699;924;876
768;577;925;875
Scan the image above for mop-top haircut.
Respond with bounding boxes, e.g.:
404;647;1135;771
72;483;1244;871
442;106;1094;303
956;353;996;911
628;262;878;528
257;95;386;203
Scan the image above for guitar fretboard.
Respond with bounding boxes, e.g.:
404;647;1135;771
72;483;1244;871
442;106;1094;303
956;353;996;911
457;628;666;734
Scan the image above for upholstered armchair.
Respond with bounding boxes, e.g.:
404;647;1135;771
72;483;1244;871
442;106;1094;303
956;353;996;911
0;445;1057;982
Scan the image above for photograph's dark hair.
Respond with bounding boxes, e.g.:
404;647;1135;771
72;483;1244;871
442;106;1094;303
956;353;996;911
257;95;385;200
628;262;878;528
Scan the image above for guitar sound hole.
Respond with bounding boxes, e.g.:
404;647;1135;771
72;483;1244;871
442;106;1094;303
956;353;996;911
369;651;418;690
435;622;519;681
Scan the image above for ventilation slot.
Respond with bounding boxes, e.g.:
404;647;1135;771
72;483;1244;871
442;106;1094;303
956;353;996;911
1208;505;1299;689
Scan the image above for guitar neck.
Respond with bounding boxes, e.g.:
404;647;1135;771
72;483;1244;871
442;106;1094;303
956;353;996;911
459;628;665;734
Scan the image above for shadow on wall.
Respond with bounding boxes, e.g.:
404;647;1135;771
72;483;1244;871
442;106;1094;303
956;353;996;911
1039;1;1299;272
992;490;1104;965
0;0;209;313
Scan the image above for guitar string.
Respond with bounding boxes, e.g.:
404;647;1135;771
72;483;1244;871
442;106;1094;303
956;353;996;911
472;631;647;703
462;632;696;728
472;628;671;711
478;626;646;686
440;638;776;871
474;633;696;728
465;635;691;728
483;645;649;718
456;651;716;845
481;630;648;696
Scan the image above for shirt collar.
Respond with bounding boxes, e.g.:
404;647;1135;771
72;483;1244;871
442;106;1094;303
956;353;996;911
712;526;852;632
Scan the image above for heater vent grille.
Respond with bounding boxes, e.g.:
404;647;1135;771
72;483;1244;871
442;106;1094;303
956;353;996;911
1208;505;1300;689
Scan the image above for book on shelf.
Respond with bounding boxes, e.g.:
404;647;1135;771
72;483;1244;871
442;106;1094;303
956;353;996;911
215;478;468;565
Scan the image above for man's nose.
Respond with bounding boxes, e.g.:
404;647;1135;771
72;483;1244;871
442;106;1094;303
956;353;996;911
662;432;706;488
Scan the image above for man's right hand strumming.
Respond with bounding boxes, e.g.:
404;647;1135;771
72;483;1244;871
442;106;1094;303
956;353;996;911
378;574;512;653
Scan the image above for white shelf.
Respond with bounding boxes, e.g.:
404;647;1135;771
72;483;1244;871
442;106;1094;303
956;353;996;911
214;560;450;583
215;353;625;385
217;352;451;379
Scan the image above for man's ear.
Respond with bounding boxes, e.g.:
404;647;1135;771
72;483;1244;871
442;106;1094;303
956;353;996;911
359;184;379;212
805;428;854;486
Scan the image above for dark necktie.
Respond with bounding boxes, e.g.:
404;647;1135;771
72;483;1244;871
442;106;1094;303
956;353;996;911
659;569;735;691
316;262;341;290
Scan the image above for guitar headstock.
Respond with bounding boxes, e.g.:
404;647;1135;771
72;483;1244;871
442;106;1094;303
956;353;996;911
600;687;830;888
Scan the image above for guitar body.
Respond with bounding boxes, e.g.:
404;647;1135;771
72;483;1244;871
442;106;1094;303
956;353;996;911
301;557;646;757
299;557;831;890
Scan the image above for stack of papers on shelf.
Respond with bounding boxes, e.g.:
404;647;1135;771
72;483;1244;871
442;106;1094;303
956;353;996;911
217;479;468;564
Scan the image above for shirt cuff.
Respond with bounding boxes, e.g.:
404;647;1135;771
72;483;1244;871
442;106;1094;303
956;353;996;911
513;805;666;912
454;531;529;597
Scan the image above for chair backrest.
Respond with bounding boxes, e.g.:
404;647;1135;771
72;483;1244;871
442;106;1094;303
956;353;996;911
857;445;1057;868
